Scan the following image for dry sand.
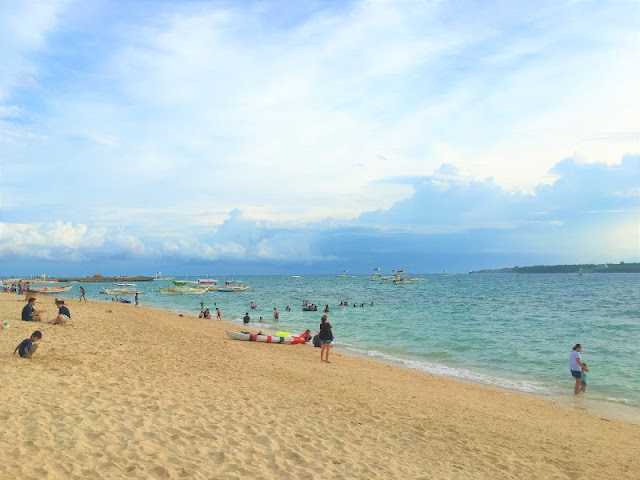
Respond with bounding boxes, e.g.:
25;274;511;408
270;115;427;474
1;292;639;479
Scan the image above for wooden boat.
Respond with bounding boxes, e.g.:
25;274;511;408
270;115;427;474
217;285;249;292
225;330;309;344
159;287;207;295
102;288;142;295
153;273;174;281
28;285;73;294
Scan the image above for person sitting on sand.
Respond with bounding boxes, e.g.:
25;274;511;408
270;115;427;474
580;363;589;393
204;309;212;319
51;299;71;326
300;329;313;342
13;330;42;359
21;297;44;322
199;310;205;318
243;313;251;324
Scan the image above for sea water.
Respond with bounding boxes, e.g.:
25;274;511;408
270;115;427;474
70;273;640;419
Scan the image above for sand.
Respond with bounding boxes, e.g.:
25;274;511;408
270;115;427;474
1;292;639;479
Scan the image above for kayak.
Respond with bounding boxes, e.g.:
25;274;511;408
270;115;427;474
225;330;309;345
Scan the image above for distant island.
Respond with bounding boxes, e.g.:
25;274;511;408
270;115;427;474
470;262;640;274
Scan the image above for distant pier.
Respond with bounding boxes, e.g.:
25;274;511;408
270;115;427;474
52;276;155;283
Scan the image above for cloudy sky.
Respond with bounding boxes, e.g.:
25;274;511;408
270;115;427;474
1;0;638;276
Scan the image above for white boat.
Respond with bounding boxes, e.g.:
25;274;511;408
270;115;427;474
338;270;354;278
102;288;142;295
159;286;207;295
371;268;390;281
28;285;73;294
391;270;416;284
218;284;249;292
291;275;303;279
153;272;174;281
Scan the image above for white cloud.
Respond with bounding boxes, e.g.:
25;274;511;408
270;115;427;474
0;0;638;271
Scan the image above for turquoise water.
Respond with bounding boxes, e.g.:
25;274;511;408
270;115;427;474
70;274;640;412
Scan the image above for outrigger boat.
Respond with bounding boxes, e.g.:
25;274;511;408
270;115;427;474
28;285;73;294
159;286;207;295
391;270;417;284
101;283;143;295
217;285;249;292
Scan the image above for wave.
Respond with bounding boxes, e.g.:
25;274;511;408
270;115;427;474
338;342;551;395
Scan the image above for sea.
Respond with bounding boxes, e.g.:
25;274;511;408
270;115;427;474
62;273;640;422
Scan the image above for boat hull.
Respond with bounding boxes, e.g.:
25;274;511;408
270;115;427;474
28;285;73;294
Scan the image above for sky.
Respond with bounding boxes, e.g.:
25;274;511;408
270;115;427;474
0;0;638;276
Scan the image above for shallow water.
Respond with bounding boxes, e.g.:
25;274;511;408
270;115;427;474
64;273;640;415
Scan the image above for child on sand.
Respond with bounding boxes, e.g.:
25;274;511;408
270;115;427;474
13;331;42;359
580;363;589;393
51;299;71;326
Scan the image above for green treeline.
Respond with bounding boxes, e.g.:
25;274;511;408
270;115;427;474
470;262;640;274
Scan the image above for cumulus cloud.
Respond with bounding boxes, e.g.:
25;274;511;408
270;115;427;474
0;2;638;274
1;156;637;274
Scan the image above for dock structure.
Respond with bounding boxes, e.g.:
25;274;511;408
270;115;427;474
53;276;155;283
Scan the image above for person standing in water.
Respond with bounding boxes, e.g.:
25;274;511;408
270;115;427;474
319;315;333;363
569;344;585;395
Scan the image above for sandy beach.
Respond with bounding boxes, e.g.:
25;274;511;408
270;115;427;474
1;292;638;479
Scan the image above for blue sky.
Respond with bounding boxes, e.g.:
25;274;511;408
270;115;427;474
1;0;638;276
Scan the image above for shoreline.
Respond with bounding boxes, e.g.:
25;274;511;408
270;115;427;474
101;294;640;425
2;292;639;478
20;292;640;425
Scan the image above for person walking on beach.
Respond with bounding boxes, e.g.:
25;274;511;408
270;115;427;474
79;286;87;302
216;307;221;320
21;298;45;322
570;344;585;394
13;330;42;359
319;315;333;363
51;299;71;326
135;292;140;308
